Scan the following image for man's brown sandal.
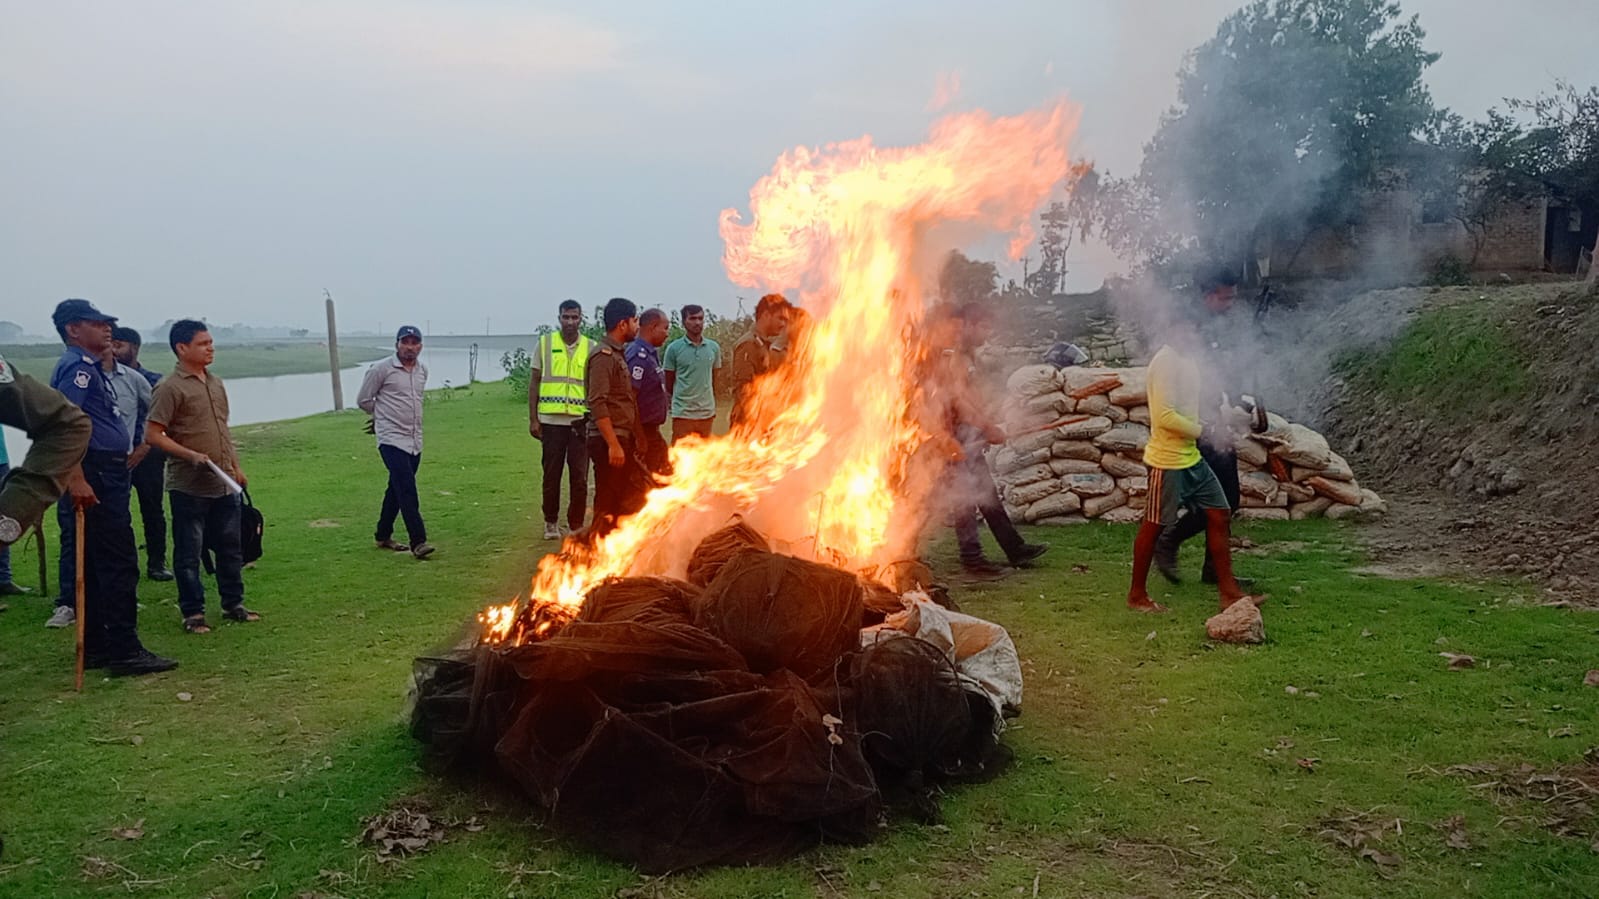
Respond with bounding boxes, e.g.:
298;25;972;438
183;615;211;634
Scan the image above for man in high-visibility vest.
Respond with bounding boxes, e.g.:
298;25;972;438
528;300;592;540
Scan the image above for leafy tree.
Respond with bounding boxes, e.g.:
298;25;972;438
1026;166;1099;296
937;250;1000;305
1100;0;1442;278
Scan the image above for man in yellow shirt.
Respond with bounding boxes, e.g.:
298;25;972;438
1128;336;1259;612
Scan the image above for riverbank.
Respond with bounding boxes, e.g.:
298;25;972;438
0;387;1594;897
1;343;391;380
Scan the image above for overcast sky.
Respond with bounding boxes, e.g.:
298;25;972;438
2;0;1593;336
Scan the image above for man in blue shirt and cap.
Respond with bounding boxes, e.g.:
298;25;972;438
43;299;177;676
625;308;671;475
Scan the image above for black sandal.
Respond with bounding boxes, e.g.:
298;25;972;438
222;606;262;623
183;614;211;634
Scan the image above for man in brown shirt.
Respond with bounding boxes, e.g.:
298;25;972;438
585;297;650;537
145;320;261;633
726;293;792;429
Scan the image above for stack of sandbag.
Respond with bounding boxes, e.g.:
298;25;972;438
990;365;1385;526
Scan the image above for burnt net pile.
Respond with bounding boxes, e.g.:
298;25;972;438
410;522;1023;873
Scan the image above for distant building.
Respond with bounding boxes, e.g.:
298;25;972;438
1265;154;1594;280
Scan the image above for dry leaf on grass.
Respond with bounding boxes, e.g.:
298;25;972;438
1435;814;1471;850
111;820;145;841
1439;652;1476;669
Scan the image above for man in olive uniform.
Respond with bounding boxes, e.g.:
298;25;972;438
0;353;92;553
585;297;650;538
45;299;177;675
726;293;792;429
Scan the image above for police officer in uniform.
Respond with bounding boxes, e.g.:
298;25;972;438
0;353;92;551
47;299;177;676
585;297;651;538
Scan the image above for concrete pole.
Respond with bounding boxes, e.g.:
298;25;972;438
1587;230;1598;288
325;291;344;411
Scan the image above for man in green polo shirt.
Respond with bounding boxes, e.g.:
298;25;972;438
662;304;723;443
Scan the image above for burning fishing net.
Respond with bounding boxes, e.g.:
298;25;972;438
411;99;1079;871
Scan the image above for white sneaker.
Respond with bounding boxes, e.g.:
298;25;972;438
559;524;576;538
542;522;560;540
45;605;76;628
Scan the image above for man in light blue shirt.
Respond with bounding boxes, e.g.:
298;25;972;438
662;304;722;443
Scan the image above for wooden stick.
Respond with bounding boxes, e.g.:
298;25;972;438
74;505;86;692
1009;414;1091;439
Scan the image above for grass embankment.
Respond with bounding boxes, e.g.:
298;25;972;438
1337;298;1530;424
1;344;390;381
1;388;1596;898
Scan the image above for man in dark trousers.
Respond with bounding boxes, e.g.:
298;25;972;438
626;307;670;475
585;297;649;538
146;320;261;634
112;327;173;581
529;300;591;540
932;304;1048;576
45;299;177;675
358;325;435;559
1152;268;1268;587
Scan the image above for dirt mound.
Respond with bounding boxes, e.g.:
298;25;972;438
1324;281;1599;602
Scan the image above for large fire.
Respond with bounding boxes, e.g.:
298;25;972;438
481;99;1080;645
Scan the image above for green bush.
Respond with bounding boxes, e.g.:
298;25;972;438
1428;253;1471;287
500;347;530;399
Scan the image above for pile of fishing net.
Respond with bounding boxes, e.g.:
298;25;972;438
409;522;1023;873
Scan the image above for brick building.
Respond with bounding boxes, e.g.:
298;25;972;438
1268;166;1592;279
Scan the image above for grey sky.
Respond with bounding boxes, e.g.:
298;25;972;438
2;0;1593;336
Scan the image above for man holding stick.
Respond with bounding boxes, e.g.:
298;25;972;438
45;299;176;675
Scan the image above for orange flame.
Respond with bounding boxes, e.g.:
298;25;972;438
481;99;1080;646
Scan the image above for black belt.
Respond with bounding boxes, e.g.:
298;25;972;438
84;449;129;460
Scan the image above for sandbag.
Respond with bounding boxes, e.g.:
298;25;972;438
1289;497;1334;520
1098;506;1144;524
1306;476;1362;507
1324;503;1363;520
1108;377;1147;407
1236;508;1290;522
1074;394;1112;417
1240;492;1289;508
1006;365;1061;398
1093;424;1150;454
1234;438;1268;468
1358;488;1387;514
1116;476;1148;497
1050;440;1102;462
1103;403;1129;424
1063;472;1116;497
1127;405;1151;426
1055;416;1113;440
1023;392;1070;416
1282;481;1316;503
1036;514;1089;526
1238;471;1280;502
994;463;1054;490
1062;368;1121;399
1048;458;1103;476
1100;453;1147;479
1004;479;1059;507
1009;430;1057;455
1024;491;1081;522
1266;424;1331;469
991;446;1050;475
1081;489;1128;518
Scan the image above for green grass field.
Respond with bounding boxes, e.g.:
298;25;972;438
1;344;391;381
1;388;1595;898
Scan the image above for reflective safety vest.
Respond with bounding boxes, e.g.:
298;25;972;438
536;332;592;417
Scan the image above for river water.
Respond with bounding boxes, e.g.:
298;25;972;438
2;347;507;463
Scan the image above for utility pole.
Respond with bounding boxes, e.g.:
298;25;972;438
324;289;344;411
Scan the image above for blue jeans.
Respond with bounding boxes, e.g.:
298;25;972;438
171;490;245;618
